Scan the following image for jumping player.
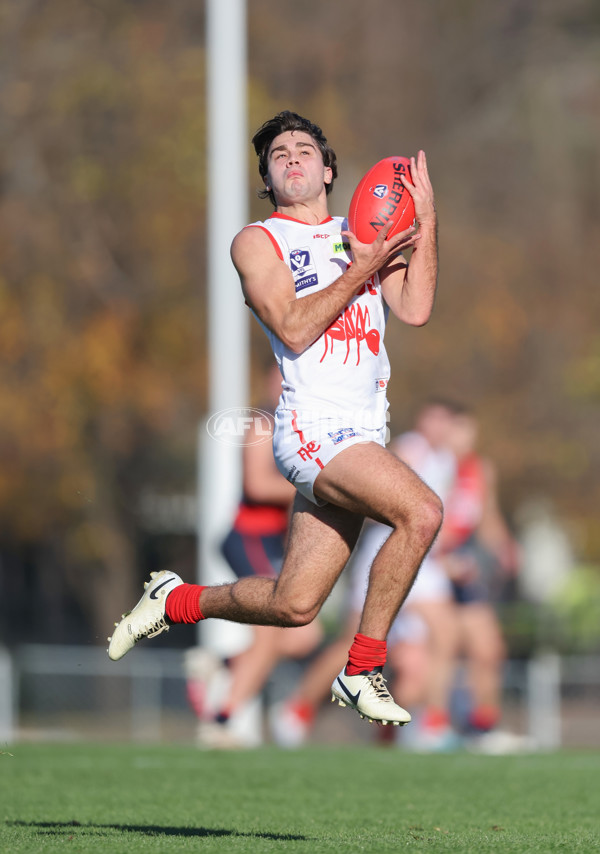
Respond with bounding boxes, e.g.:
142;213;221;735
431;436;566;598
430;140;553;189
108;110;440;729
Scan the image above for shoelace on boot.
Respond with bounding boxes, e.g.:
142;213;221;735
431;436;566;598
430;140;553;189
134;615;170;641
367;670;393;701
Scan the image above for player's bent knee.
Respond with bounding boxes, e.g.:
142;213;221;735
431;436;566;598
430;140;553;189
410;493;443;547
273;600;319;628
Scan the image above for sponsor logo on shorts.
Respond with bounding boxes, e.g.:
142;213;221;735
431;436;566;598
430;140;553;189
328;427;360;445
297;441;321;462
287;465;300;484
290;247;318;292
206;408;274;446
374;377;389;392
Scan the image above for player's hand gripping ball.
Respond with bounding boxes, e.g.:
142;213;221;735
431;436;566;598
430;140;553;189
348;156;416;244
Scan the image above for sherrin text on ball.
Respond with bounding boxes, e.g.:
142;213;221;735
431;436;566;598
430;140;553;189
348;156;416;244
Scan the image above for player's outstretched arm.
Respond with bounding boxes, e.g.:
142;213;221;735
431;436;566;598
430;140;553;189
380;150;438;326
232;223;411;353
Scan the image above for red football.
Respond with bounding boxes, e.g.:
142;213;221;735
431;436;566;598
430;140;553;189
348;156;415;243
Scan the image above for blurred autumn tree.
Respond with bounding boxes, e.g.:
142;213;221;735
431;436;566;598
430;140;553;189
1;0;599;647
0;1;210;642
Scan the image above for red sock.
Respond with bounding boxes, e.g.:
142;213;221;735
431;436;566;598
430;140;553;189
289;700;316;725
469;705;500;733
345;633;387;676
422;707;450;729
165;584;205;624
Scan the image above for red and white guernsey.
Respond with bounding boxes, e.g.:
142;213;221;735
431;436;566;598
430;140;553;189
247;212;391;430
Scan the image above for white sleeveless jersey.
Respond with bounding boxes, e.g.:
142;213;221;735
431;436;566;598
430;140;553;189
247;212;391;430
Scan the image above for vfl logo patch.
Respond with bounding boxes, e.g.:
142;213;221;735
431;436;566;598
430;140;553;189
290;247;318;292
372;184;388;199
328;427;360;445
374;378;388;393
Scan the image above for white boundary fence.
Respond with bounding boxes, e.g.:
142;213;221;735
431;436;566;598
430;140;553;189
2;645;188;744
1;644;598;747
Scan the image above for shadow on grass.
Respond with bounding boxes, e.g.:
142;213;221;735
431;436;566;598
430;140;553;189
8;820;308;842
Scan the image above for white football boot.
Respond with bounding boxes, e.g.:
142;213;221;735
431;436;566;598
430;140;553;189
331;667;411;726
107;570;183;661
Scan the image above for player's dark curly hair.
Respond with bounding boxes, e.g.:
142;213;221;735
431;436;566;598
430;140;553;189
252;111;338;206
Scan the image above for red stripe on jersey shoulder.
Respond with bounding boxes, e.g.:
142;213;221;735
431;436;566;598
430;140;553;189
244;224;283;260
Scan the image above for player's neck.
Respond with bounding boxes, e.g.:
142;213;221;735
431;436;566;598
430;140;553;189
275;199;330;225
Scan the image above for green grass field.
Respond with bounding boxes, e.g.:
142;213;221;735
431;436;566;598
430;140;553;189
1;744;599;853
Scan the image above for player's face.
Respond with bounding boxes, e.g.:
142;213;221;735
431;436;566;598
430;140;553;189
265;130;332;206
419;405;454;449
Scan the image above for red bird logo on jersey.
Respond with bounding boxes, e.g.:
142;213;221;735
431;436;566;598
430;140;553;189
321;303;380;365
320;276;380;365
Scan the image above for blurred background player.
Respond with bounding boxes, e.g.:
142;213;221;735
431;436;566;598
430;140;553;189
185;363;323;747
363;400;461;750
437;406;521;748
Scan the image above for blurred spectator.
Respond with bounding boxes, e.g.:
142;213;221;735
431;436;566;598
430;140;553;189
273;401;525;752
185;363;323;748
437;407;521;746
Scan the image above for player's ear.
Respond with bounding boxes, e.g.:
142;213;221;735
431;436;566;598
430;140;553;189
324;166;333;186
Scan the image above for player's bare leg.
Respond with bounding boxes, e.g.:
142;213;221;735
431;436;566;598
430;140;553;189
109;442;441;729
108;496;359;661
198;442;440;637
314;442;443;637
198;495;363;627
313;441;443;725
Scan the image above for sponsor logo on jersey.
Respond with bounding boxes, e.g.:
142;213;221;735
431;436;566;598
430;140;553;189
332;240;351;254
328;427;360;445
290;247;318;292
374;377;389;392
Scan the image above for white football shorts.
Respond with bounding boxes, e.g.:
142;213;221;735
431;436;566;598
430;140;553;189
272;409;387;505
